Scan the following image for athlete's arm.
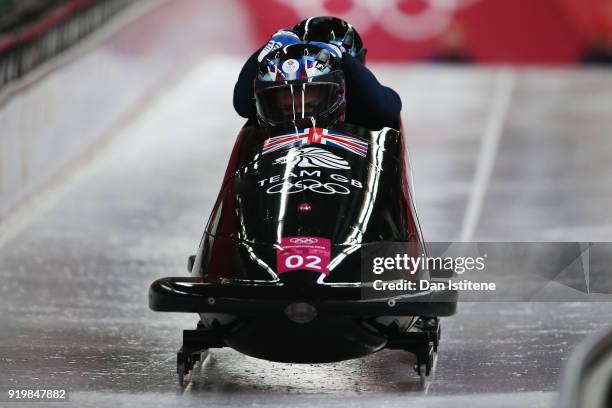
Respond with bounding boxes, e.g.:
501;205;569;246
342;53;402;130
233;49;260;120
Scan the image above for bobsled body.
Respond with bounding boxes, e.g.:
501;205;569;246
150;124;456;367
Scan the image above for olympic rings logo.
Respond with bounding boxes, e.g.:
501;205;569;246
266;179;351;195
289;237;319;244
277;0;479;41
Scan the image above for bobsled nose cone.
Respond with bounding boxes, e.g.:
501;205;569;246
278;270;322;289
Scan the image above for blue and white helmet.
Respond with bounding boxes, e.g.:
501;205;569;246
254;43;346;128
293;16;367;63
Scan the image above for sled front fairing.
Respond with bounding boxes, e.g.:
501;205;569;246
199;124;420;282
149;124;456;366
150;124;456;310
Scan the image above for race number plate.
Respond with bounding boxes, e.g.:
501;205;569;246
277;236;331;275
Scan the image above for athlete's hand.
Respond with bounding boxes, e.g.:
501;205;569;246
257;29;301;62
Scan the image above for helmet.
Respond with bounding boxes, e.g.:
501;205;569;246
293;16;367;63
254;43;346;128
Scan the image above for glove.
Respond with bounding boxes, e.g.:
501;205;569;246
307;41;344;60
257;29;301;62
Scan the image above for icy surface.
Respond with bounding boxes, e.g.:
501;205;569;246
1;60;612;407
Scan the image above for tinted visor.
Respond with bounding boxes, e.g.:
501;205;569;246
255;81;341;126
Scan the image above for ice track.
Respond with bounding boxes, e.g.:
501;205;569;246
1;58;612;407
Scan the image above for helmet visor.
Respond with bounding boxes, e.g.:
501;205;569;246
255;82;342;126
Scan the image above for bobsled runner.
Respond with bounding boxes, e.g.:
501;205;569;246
149;123;457;385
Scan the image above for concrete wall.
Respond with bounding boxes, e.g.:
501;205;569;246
0;0;249;220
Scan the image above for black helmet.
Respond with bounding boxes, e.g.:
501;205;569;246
254;43;346;128
293;16;367;63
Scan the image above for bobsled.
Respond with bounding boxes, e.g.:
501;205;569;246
149;123;457;384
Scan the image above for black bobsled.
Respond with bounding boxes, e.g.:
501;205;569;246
149;123;457;384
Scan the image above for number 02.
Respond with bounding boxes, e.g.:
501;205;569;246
284;255;322;270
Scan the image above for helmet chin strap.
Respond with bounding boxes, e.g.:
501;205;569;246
289;84;296;123
301;83;306;120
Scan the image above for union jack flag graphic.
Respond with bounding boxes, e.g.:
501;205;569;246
262;128;369;157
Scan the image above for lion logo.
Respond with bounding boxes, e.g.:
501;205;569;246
274;147;350;170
